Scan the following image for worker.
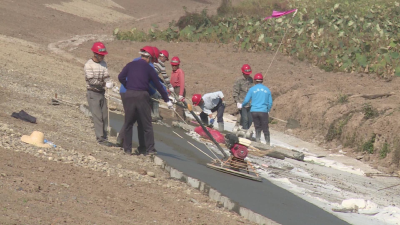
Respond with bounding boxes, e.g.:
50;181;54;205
192;91;225;131
84;42;114;146
233;64;254;130
242;73;273;145
154;50;172;90
150;47;168;121
169;56;187;121
118;47;173;156
116;46;156;148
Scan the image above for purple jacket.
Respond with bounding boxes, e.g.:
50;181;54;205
118;59;169;102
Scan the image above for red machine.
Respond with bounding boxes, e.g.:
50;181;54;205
206;133;261;181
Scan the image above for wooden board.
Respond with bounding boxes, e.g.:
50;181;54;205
206;163;262;182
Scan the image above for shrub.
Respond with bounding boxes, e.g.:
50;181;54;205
379;142;390;159
362;134;376;154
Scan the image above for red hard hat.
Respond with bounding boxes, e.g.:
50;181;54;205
170;56;180;66
192;94;202;106
152;46;160;63
140;46;155;58
254;73;263;81
241;64;252;75
91;42;108;55
160;50;169;60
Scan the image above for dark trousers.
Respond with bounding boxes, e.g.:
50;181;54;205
240;107;253;129
173;87;186;120
86;90;108;142
251;112;269;136
123;90;155;153
200;99;225;125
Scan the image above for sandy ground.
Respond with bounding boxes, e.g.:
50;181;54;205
1;0;400;224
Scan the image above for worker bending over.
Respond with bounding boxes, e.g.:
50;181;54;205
192;91;225;131
242;73;273;145
118;47;173;155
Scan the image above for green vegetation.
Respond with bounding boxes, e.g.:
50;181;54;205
362;134;376;154
362;103;378;119
325;114;351;141
337;93;349;104
114;0;400;78
379;142;390;158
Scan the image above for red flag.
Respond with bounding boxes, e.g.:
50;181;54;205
264;9;297;20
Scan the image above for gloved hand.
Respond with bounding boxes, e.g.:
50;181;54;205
169;87;174;93
209;118;215;124
167;101;173;109
237;103;242;109
168;96;177;103
106;81;114;89
179;95;185;102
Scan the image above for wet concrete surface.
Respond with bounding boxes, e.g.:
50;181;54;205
110;113;349;225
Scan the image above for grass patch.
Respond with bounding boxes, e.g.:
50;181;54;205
392;139;400;166
325;114;352;141
362;103;378;120
343;132;357;148
361;134;376;154
379;142;390;159
337;93;349;104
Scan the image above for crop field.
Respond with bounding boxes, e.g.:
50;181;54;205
115;0;400;78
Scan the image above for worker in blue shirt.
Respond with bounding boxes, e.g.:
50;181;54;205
242;73;273;145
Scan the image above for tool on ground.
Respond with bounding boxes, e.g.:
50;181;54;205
107;88;111;133
207;133;262;182
377;183;400;191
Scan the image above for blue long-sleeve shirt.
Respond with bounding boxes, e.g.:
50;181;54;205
242;83;273;113
119;57;154;94
118;59;169;102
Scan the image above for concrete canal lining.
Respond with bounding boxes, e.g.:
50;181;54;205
110;113;349;225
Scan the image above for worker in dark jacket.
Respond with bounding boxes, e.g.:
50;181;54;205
118;48;173;156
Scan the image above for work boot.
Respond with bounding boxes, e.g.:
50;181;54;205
264;133;271;146
218;122;224;132
255;130;262;142
116;136;123;147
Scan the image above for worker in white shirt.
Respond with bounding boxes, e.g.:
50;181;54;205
191;91;225;131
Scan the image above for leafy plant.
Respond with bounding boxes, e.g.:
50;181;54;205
379;142;390;159
362;103;378;119
362;134;376;154
115;0;400;78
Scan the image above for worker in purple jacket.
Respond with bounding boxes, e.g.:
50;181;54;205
118;48;173;156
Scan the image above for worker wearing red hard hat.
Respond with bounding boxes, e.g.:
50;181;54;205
169;56;187;121
155;50;172;91
242;73;273;145
233;64;254;130
117;46;172;156
117;46;157;150
84;42;114;147
192;91;226;131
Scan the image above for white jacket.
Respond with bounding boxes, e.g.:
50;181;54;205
200;91;224;115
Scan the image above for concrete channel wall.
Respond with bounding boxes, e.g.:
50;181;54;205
151;156;280;225
79;102;279;224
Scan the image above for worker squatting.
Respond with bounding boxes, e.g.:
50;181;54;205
84;42;273;155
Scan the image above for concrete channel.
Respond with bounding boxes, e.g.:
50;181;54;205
109;112;349;225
